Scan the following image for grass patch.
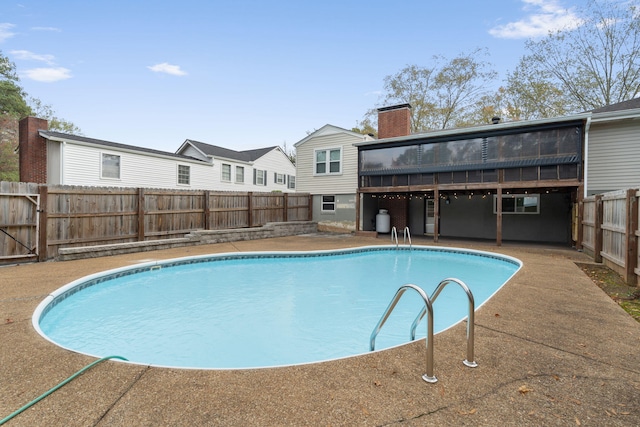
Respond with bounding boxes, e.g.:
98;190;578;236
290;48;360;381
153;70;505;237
577;263;640;323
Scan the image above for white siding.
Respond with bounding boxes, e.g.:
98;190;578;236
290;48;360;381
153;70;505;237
212;148;295;192
295;130;364;195
55;142;296;192
587;120;640;194
179;145;208;161
253;148;296;192
60;143;212;190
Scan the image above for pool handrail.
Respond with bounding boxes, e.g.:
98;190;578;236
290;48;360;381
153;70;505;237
403;226;412;249
410;278;477;368
390;226;398;248
369;284;437;383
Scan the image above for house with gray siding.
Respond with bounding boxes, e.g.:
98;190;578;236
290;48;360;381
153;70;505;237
295;100;640;245
585;98;640;195
293;125;374;231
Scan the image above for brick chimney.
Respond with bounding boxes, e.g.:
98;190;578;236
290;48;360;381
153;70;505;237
377;103;411;139
19;117;49;184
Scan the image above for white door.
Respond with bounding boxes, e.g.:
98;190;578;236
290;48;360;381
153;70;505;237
425;200;435;235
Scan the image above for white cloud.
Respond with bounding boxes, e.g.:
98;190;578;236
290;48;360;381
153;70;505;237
0;23;16;42
10;49;56;65
489;0;583;39
23;67;72;82
147;62;188;76
31;26;62;32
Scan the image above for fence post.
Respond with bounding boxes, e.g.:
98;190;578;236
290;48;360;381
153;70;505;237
308;194;313;222
594;194;603;263
283;193;288;222
137;188;145;241
38;185;48;262
204;191;210;230
248;192;253;227
625;189;638;285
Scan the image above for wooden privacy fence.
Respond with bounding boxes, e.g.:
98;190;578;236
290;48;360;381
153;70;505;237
0;182;311;261
581;188;639;285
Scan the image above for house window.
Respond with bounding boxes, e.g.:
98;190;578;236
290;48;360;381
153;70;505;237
287;175;295;189
235;166;244;183
493;194;540;214
101;153;120;179
315;148;341;175
274;172;285;184
221;164;231;182
177;164;190;185
321;195;336;212
254;169;267;186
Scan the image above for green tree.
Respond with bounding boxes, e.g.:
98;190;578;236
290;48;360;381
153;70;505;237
516;0;640;111
0;52;31;118
28;97;82;134
360;49;498;133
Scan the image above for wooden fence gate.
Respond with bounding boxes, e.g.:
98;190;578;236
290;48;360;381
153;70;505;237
0;182;41;262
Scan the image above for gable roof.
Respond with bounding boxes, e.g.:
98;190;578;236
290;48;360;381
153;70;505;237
591;98;640;113
181;139;279;162
40;130;204;162
294;124;374;147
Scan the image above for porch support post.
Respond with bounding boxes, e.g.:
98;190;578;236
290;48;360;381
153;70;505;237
355;190;361;232
575;185;584;250
433;188;439;243
496;188;503;247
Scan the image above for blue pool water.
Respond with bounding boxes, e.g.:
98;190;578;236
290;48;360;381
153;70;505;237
33;246;521;369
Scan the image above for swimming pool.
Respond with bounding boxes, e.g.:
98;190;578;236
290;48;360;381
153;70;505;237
33;246;521;369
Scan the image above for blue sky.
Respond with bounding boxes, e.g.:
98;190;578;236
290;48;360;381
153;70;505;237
2;0;587;152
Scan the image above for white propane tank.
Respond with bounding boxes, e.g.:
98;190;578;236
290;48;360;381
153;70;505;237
375;209;391;233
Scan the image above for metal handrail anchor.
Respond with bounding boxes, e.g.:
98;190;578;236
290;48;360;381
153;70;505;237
370;284;437;383
410;278;477;368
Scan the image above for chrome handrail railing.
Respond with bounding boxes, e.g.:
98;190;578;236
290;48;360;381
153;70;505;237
370;284;436;383
410;278;477;368
390;226;398;248
403;226;412;249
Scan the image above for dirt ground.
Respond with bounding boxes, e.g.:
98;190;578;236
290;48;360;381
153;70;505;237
577;263;640;323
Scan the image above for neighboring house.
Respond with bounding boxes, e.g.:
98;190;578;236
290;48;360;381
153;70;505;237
293;125;374;232
295;100;640;245
584;98;640;195
18;117;296;192
176;139;295;192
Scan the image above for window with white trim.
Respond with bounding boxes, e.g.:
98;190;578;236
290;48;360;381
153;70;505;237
315;148;341;175
274;172;285;185
177;164;190;185
221;163;231;182
235;166;244;183
254;169;267;186
493;194;540;214
101;153;121;179
287;175;295;189
321;195;336;212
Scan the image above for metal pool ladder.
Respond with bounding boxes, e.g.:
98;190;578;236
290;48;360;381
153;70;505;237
390;226;412;249
369;278;477;383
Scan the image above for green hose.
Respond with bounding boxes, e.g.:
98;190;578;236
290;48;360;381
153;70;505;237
0;355;128;425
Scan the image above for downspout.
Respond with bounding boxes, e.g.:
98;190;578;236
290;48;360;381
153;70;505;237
60;141;65;185
583;116;592;199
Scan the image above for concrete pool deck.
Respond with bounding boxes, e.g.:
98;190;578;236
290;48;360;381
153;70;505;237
1;234;639;426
